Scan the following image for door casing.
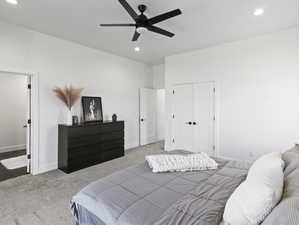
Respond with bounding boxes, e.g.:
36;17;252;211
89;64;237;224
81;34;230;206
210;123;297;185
0;68;39;175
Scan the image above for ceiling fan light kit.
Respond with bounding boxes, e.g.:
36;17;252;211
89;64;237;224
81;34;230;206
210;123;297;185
100;0;182;42
136;26;147;34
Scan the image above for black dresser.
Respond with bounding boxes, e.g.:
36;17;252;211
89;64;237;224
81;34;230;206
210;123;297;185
58;121;124;173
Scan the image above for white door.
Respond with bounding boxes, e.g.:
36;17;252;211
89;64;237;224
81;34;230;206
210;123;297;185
173;84;194;151
26;76;31;173
140;88;157;145
193;83;215;155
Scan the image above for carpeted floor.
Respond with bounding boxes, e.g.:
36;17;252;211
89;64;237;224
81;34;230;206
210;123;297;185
0;142;164;225
0;150;27;182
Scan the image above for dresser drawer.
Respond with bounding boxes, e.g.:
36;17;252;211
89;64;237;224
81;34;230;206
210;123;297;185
101;148;124;162
68;122;124;138
68;130;124;148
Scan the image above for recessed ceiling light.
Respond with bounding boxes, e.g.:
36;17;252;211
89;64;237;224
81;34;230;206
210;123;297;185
6;0;18;5
134;47;140;52
254;8;264;16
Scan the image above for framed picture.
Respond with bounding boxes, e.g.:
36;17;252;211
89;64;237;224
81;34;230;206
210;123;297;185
82;96;103;122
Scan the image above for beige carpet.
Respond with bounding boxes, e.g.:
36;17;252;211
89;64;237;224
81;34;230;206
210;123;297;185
0;142;164;225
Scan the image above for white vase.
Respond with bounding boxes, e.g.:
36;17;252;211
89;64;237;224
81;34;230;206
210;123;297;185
66;109;73;125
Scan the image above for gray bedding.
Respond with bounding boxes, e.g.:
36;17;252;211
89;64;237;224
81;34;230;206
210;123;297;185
71;156;250;225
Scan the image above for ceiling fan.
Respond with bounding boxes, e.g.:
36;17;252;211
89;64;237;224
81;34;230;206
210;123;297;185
100;0;182;41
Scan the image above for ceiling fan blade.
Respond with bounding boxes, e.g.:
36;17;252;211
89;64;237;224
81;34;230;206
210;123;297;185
132;31;140;41
118;0;138;20
148;9;182;25
147;25;174;38
100;23;135;27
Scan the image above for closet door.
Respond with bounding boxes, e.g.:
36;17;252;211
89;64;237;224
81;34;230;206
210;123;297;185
193;83;215;155
173;84;194;151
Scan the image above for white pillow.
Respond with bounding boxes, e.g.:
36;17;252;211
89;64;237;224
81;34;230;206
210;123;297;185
247;152;285;203
223;152;285;225
146;153;218;173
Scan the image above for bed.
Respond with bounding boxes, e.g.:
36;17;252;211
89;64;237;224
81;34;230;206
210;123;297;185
71;153;250;225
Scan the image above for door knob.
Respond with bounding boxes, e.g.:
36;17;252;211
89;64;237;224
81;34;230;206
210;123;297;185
140;118;145;122
186;122;192;125
193;122;197;125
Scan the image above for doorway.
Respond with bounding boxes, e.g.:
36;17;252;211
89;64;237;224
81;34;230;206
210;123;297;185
172;82;216;155
0;71;32;181
139;88;165;146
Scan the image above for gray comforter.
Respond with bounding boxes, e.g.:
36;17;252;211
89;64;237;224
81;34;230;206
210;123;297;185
71;157;250;225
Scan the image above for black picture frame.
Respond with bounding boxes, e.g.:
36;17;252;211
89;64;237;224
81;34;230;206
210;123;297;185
82;96;103;123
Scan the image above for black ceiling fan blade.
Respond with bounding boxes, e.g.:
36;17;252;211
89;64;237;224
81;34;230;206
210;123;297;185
148;9;182;25
132;31;140;41
147;25;174;38
118;0;138;20
100;23;135;27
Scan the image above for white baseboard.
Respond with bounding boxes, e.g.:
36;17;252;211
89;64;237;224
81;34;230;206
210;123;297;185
125;141;139;150
0;144;26;153
37;162;58;174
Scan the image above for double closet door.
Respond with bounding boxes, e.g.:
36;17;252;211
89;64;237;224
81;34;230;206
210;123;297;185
173;82;215;155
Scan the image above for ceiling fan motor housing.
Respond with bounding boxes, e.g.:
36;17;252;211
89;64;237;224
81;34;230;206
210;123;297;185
136;14;148;31
136;6;149;32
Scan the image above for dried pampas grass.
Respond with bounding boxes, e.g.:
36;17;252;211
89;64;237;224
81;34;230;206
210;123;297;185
53;85;84;110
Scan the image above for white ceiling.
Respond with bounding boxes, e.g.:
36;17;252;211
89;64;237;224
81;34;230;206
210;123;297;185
0;0;299;65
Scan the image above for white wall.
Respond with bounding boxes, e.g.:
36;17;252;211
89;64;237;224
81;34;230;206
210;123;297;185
0;72;27;152
0;20;153;173
156;89;165;141
153;64;165;89
152;64;166;141
165;27;299;161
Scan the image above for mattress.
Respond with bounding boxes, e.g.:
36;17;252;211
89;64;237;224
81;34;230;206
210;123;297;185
71;156;250;225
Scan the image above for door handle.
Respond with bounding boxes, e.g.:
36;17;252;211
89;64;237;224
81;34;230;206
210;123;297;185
193;122;197;125
185;122;192;125
140;118;145;122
